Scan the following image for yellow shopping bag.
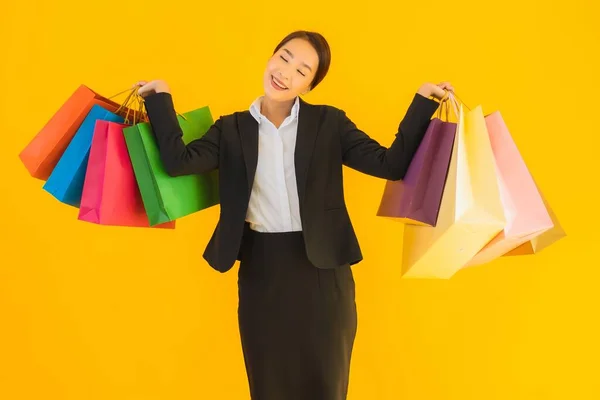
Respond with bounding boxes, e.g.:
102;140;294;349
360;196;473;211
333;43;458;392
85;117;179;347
401;96;506;279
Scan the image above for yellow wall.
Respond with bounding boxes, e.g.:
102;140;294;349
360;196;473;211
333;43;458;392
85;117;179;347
2;0;599;399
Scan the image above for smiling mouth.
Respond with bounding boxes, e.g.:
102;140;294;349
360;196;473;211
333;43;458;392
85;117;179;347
271;75;288;90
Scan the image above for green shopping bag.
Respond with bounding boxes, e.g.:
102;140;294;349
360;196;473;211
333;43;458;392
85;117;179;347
123;106;219;225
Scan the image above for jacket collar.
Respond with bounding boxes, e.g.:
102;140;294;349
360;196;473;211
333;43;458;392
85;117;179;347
237;96;322;209
249;95;300;124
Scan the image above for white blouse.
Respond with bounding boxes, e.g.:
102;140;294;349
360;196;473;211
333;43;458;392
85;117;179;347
245;95;303;233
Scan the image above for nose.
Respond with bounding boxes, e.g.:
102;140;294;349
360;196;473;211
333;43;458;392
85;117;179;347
277;72;290;83
277;65;293;82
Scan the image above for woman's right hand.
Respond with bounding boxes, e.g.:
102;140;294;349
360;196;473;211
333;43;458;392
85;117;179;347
134;80;171;98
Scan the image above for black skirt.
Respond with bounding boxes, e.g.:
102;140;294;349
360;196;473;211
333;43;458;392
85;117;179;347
237;223;358;400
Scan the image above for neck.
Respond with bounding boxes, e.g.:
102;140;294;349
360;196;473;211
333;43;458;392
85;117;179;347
261;96;296;122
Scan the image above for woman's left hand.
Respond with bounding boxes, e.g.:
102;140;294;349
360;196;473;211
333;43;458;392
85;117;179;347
418;81;454;101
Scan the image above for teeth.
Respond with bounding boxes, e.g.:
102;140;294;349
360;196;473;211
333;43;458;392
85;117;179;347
273;77;287;89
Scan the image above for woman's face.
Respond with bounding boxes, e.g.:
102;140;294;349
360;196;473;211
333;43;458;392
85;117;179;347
263;38;319;102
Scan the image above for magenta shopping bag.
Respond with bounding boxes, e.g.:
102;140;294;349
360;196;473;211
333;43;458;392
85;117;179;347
78;120;175;229
377;100;457;227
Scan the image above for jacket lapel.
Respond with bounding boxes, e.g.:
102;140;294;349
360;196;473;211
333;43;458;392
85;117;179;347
236;97;322;205
294;97;322;207
237;111;259;200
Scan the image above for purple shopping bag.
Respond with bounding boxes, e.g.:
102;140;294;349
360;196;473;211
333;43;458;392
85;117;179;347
376;103;457;227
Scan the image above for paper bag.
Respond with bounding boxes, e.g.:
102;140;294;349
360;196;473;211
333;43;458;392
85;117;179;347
42;104;126;207
123;106;219;226
78;120;175;229
465;111;554;267
401;99;506;279
503;189;566;256
19;85;134;180
376;105;457;226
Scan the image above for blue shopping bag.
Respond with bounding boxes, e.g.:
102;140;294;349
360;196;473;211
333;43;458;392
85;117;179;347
43;104;125;207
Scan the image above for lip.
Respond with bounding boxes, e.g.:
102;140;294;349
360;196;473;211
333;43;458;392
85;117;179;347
271;75;288;90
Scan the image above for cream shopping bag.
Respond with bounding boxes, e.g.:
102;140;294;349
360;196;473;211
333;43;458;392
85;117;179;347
401;96;506;278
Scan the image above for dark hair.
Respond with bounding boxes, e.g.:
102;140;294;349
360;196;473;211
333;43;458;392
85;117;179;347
273;30;331;90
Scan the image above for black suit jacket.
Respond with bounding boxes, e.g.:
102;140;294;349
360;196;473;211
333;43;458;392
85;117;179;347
143;92;440;272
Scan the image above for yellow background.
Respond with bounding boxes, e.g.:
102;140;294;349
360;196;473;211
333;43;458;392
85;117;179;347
1;0;599;398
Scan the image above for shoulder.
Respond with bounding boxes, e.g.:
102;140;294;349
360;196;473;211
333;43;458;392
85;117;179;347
298;98;345;124
208;109;247;129
300;98;342;113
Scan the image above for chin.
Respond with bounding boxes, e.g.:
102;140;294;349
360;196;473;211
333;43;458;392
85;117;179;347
264;88;295;102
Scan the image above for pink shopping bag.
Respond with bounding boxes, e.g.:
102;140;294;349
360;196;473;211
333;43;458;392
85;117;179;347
78;120;175;229
465;111;553;267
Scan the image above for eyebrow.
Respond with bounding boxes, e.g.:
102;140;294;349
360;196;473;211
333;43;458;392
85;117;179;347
283;48;313;72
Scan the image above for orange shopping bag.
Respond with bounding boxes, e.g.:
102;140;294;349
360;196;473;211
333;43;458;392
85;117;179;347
19;85;136;180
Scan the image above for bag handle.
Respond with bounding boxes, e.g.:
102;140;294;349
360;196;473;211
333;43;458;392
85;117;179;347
452;92;471;111
107;87;148;125
436;91;469;121
108;86;188;124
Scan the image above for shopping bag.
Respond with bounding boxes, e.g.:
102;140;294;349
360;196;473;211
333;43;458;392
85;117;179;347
465;111;554;267
19;85;135;180
401;96;506;279
42;104;128;207
78;120;175;229
377;100;457;226
123;106;219;226
503;188;566;256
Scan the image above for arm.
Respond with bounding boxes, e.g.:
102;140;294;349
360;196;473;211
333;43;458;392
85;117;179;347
143;91;220;177
340;92;440;181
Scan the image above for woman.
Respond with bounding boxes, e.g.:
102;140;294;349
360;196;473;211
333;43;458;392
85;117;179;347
136;30;452;400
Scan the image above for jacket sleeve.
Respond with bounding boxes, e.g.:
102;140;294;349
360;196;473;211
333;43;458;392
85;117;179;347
339;93;440;180
143;92;221;177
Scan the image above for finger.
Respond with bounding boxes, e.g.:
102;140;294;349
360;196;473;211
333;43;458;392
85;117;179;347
433;86;446;99
137;87;153;98
440;83;454;92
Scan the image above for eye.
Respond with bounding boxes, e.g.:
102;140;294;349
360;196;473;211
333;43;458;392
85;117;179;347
297;70;306;77
280;55;288;62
